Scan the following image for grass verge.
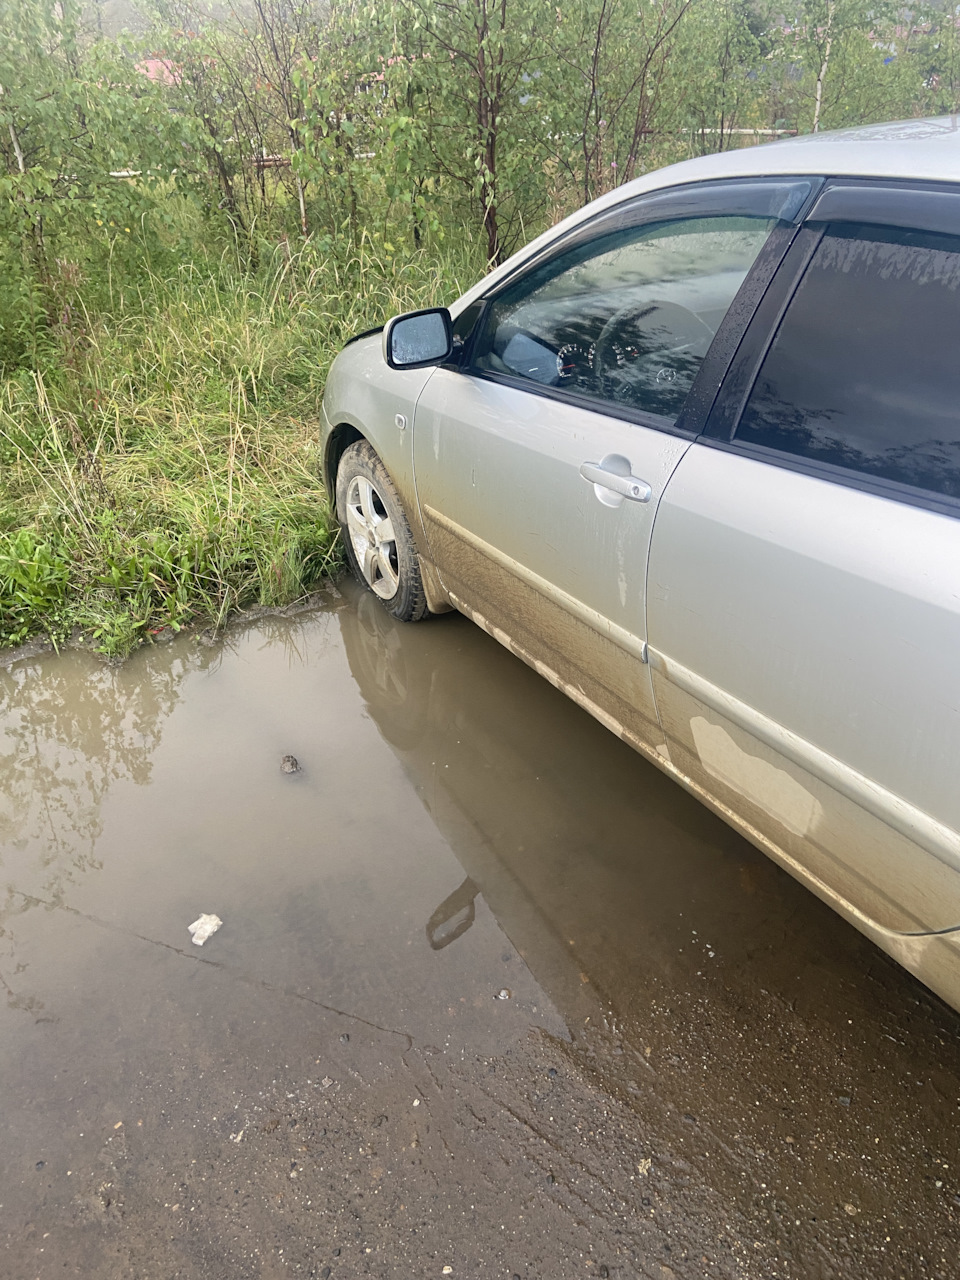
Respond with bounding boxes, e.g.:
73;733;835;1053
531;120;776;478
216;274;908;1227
0;235;484;655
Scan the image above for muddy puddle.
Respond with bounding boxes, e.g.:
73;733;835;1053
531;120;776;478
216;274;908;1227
2;580;960;1279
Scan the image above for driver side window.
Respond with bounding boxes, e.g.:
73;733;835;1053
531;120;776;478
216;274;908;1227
470;214;778;423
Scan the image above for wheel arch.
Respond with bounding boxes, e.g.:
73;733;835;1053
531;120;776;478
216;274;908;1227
324;422;365;505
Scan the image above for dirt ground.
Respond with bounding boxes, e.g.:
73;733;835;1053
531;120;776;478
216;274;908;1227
2;582;959;1279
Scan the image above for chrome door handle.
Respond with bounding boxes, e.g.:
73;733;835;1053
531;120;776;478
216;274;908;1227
580;459;652;503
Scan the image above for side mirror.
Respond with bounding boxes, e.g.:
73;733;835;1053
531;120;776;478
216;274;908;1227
383;307;453;370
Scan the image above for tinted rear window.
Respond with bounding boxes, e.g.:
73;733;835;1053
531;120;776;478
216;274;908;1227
734;223;960;501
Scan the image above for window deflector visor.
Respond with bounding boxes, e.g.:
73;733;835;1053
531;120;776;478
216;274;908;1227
488;179;818;302
806;183;960;238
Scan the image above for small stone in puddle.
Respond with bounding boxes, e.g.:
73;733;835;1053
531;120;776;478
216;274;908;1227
495;988;512;1001
280;755;301;774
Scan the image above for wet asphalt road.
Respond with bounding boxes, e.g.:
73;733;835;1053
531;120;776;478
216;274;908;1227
2;579;959;1279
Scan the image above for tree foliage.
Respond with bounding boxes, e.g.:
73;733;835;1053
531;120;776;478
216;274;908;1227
0;0;958;364
0;0;201;364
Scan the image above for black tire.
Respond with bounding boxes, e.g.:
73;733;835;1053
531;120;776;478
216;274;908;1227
335;441;429;622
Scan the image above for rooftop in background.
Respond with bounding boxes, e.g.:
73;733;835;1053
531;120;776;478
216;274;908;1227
137;58;180;86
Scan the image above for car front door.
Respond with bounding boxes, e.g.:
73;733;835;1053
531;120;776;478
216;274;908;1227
412;179;814;756
647;183;960;946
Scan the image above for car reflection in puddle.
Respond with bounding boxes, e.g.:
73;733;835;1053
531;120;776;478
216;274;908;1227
338;578;811;1030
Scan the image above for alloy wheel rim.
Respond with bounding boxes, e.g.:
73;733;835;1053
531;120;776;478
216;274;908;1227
344;475;400;600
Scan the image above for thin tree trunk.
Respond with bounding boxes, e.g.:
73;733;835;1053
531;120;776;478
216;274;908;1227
8;121;25;172
1;81;49;297
812;2;836;133
296;174;308;236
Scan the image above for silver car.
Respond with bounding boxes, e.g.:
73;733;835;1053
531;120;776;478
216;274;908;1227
321;117;960;1013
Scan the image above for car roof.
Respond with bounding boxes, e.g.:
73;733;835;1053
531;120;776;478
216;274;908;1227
626;115;960;188
454;116;960;313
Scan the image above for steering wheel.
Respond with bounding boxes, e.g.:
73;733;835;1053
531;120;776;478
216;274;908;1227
593;299;715;412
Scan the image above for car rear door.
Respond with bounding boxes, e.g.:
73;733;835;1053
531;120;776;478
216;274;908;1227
647;181;960;936
412;179;814;757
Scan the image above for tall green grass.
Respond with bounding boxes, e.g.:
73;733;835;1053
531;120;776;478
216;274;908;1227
0;234;485;655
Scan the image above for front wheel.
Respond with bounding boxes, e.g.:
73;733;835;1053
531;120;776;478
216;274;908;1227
335;441;429;622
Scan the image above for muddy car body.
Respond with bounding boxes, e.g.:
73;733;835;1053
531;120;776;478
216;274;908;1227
321;118;960;1013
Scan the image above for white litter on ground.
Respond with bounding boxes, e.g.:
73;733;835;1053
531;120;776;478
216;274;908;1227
188;914;223;946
